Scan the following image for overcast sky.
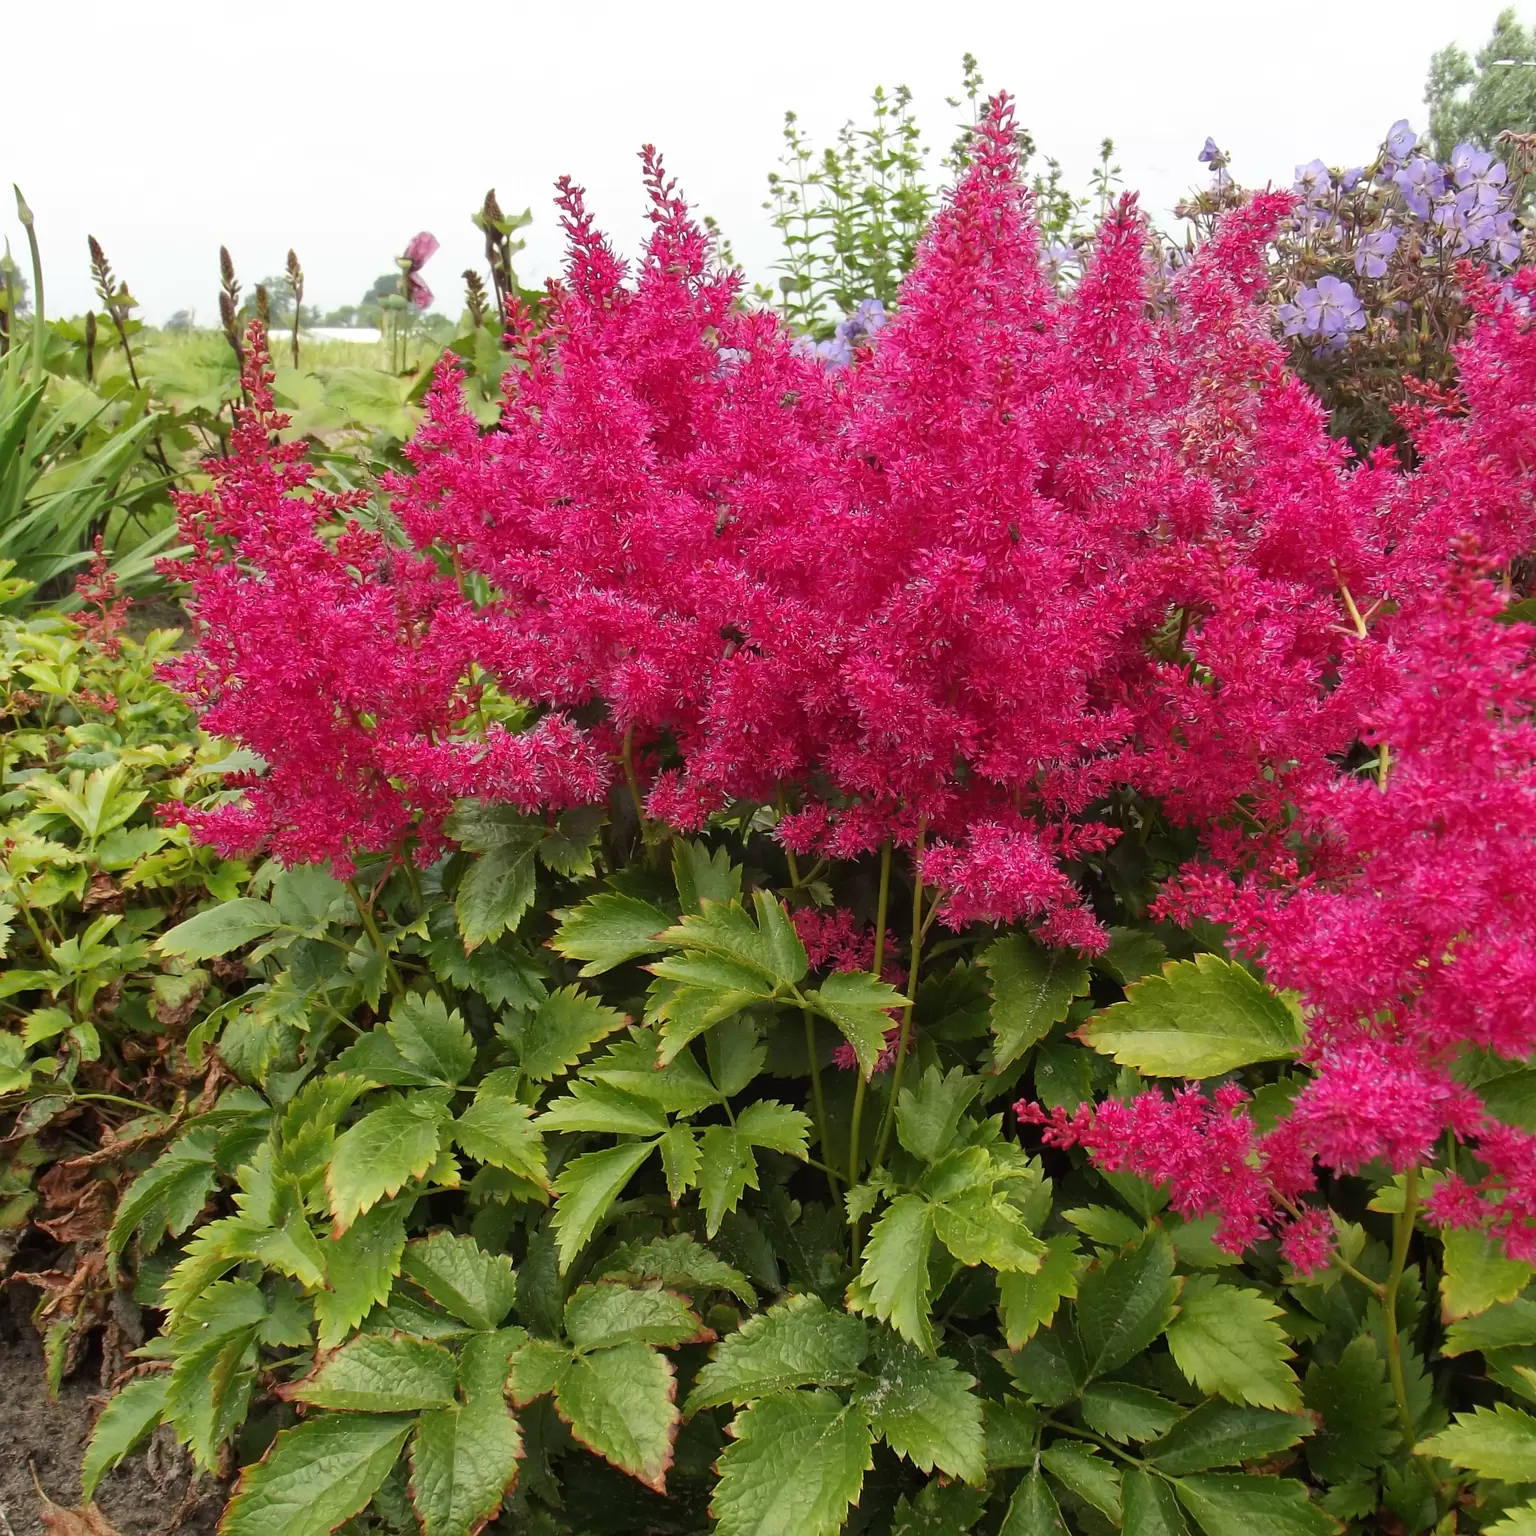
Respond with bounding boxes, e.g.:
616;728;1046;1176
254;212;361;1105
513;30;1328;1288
0;0;1519;325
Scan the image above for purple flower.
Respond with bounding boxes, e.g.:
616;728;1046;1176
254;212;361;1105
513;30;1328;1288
1294;159;1331;200
1281;275;1366;343
1354;226;1400;278
838;297;888;345
1393;158;1445;220
1198;136;1222;164
1385;119;1417;161
1339;166;1364;192
399;231;439;310
1471;207;1523;266
1450;142;1509;213
1043;241;1077;282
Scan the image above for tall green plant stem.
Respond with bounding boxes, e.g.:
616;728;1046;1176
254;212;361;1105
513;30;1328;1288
620;725;647;841
347;879;404;997
782;818;838;1205
872;821;926;1172
848;840;894;1262
1384;1165;1422;1453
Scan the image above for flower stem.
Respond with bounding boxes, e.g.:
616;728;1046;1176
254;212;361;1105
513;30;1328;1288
620;725;647;840
848;840;894;1264
347;879;404;998
872;821;926;1172
1384;1165;1422;1453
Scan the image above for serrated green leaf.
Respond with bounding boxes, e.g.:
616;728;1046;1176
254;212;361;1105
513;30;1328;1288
402;1230;518;1330
451;1091;548;1187
1123;1468;1191;1536
409;1389;521;1536
1147;1401;1311;1474
713;1388;873;1536
932;1188;1044;1273
284;1333;458;1411
510;1337;571;1404
698;1124;761;1237
456;832;540;951
108;1127;219;1271
1061;1204;1144;1247
890;1480;990;1536
1077;955;1304;1078
584;1033;720;1115
538;805;605;877
327;1097;449;1232
314;1200;410;1349
597;1234;755;1307
1081;1382;1182;1444
536;1079;669;1136
849;1193;936;1353
1173;1473;1338;1536
856;1334;985;1482
551;893;673;976
999;1233;1081;1349
564;1281;707;1351
550;1140;657;1272
1303;1333;1397;1482
81;1375;170;1500
336;1029;442;1088
896;1066;983;1163
985;1397;1041;1470
686;1293;869;1412
1076;1232;1180;1380
981;934;1090;1072
1042;1441;1122;1521
222;1412;414;1536
811;970;907;1080
1166;1283;1301;1411
159;898;279;960
1440;1228;1533;1321
659;1124;703;1203
553;1340;679;1492
1443;1294;1536;1356
1001;1469;1072;1536
1418;1402;1536;1482
516;984;629;1080
673;839;742;914
387;992;474;1086
736;1098;812;1156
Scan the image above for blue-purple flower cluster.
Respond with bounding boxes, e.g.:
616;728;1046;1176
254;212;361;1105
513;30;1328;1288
794;296;889;367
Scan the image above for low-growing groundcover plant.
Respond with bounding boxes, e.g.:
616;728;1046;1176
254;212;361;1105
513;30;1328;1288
17;91;1536;1536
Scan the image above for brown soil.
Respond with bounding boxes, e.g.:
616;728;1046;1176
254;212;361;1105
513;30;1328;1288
0;1289;222;1536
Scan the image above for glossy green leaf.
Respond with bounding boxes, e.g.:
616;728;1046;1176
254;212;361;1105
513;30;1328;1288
551;893;673;977
451;1092;548;1187
327;1097;450;1232
1001;1470;1072;1536
981;934;1090;1072
550;1140;656;1272
222;1413;414;1536
283;1332;457;1412
896;1066;983;1163
849;1193;937;1353
314;1199;410;1349
1172;1473;1337;1536
159;898;279;960
401;1230;518;1331
999;1233;1081;1349
554;1341;679;1492
516;984;629;1080
1166;1282;1301;1411
1042;1441;1122;1521
1075;1232;1179;1380
1080;1381;1182;1444
456;831;540;951
81;1374;170;1500
1418;1403;1536;1482
563;1281;707;1351
1302;1333;1398;1482
1123;1468;1191;1536
1077;955;1304;1078
1147;1401;1312;1474
713;1388;874;1536
387;992;474;1086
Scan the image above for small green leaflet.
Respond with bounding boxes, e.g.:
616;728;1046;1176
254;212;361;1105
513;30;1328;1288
686;1294;870;1412
1417;1402;1536;1482
855;1334;985;1483
282;1333;458;1412
1146;1401;1313;1474
848;1194;937;1354
81;1374;170;1500
896;1066;983;1164
549;1341;680;1492
514;983;630;1080
1075;1232;1180;1380
1166;1280;1302;1411
712;1389;875;1536
564;1281;708;1351
314;1200;410;1348
409;1389;522;1536
999;1233;1081;1349
221;1413;415;1536
1171;1472;1337;1536
551;892;674;976
386;992;475;1086
1440;1228;1533;1321
597;1234;756;1307
1000;1470;1071;1536
1122;1469;1191;1536
550;1140;657;1272
159;897;279;960
327;1097;451;1233
673;839;743;914
1076;954;1304;1079
1041;1441;1122;1521
455;827;541;951
1443;1294;1536;1356
810;970;910;1080
1080;1381;1182;1445
1302;1333;1398;1483
980;933;1090;1072
450;1091;548;1188
107;1127;220;1272
401;1230;518;1330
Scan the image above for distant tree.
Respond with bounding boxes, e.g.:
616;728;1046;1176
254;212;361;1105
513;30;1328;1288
164;309;196;332
0;249;30;317
1426;8;1536;159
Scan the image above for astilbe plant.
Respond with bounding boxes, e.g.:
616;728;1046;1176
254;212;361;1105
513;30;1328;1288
123;92;1536;1534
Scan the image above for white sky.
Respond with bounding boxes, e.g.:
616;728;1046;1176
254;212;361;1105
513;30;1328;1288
1;0;1519;325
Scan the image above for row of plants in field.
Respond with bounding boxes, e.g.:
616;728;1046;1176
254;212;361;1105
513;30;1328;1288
7;26;1536;1536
